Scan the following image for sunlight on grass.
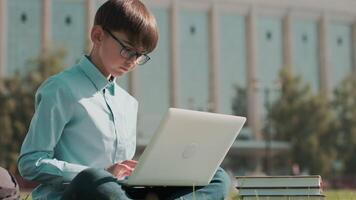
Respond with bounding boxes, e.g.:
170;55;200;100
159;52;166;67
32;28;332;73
20;189;356;200
20;191;32;200
325;190;356;200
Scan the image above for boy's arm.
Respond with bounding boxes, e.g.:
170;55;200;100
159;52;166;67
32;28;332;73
18;152;88;184
18;78;88;184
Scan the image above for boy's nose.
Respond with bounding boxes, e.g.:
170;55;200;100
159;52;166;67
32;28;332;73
124;57;138;68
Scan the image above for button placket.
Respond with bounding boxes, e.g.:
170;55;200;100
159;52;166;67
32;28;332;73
103;88;119;162
107;91;125;145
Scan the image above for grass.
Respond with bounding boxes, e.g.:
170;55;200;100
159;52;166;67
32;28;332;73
325;190;356;200
21;189;356;200
20;191;32;200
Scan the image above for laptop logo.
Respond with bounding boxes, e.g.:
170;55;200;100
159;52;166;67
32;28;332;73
182;143;198;159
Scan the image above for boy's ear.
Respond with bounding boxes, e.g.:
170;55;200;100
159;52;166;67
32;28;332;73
91;25;104;46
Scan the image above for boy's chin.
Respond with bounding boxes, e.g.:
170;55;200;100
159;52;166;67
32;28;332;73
113;71;126;77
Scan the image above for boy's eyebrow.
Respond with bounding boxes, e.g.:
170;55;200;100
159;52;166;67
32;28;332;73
117;36;136;49
110;31;145;53
103;27;142;52
121;39;145;54
120;39;134;48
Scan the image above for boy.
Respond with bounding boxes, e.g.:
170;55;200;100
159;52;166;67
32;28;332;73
18;0;230;199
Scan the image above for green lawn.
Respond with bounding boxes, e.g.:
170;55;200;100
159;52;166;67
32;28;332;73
325;190;356;200
21;189;356;200
20;192;31;200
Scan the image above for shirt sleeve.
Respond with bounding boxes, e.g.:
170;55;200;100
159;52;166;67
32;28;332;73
18;77;88;185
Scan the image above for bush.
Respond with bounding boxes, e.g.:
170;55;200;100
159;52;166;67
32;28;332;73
0;49;65;173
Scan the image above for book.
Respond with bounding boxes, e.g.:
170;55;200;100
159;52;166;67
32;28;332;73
236;176;322;188
241;195;325;200
238;187;322;196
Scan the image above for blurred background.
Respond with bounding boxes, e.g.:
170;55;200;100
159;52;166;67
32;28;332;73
1;0;356;194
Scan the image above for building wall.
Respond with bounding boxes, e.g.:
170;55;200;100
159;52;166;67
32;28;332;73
7;0;41;75
179;9;210;111
52;0;86;67
218;13;246;115
2;0;356;142
292;20;320;91
257;16;283;116
329;23;353;89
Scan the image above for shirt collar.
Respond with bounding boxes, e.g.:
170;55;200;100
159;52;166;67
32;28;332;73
78;55;116;94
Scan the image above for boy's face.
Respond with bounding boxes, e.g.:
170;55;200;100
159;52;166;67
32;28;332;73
95;27;146;77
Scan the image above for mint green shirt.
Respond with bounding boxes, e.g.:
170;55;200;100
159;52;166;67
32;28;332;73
18;56;138;200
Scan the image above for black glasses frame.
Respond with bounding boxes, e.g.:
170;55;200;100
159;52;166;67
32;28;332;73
103;27;150;65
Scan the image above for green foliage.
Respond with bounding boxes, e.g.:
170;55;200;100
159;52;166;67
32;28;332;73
266;68;337;177
0;49;65;173
333;75;356;175
232;85;248;126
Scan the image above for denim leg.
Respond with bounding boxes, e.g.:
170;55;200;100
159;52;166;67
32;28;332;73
61;168;133;200
62;167;231;200
166;167;231;200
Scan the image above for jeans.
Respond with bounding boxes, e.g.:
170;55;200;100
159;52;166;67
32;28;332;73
61;167;231;200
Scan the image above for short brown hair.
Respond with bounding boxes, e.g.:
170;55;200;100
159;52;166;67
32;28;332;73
94;0;158;53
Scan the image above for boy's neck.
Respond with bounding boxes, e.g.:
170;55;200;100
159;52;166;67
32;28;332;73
88;50;112;81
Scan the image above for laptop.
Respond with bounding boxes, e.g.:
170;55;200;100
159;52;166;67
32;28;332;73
118;108;246;187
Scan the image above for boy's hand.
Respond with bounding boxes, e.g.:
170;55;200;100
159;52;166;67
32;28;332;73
106;160;137;179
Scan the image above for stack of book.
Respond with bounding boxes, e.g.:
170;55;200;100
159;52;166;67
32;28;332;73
236;175;325;200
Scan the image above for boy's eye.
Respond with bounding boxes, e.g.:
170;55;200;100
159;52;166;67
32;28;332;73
123;48;136;55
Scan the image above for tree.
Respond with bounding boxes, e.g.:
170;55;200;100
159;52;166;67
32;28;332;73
232;85;248;125
266;68;337;177
0;48;65;173
333;75;356;175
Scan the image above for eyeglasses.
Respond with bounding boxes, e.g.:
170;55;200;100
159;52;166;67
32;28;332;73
103;28;150;65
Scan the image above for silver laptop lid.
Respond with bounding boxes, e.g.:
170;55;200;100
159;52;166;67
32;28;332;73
127;108;246;186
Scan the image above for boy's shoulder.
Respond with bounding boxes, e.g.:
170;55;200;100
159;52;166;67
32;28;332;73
52;64;83;83
36;65;82;94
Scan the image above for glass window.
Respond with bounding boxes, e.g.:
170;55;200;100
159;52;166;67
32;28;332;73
329;23;352;89
7;0;41;75
52;0;86;67
218;13;247;115
179;10;209;111
292;20;319;91
257;17;283;116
